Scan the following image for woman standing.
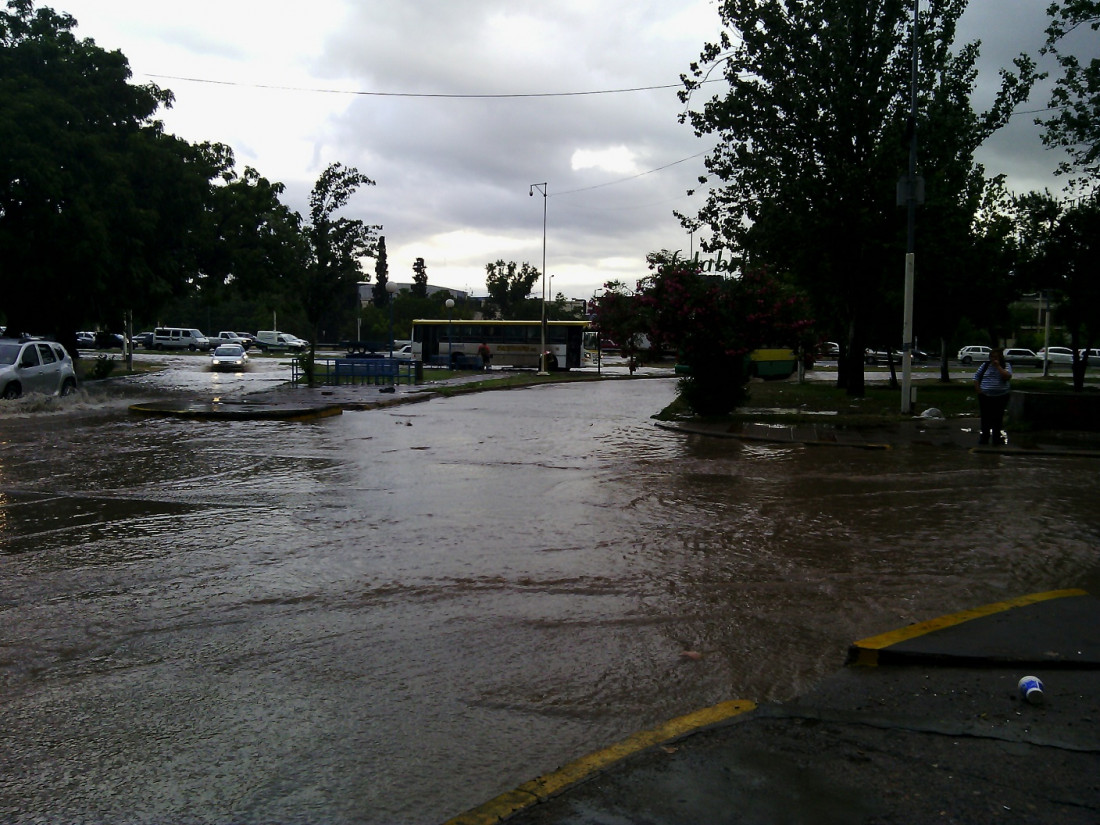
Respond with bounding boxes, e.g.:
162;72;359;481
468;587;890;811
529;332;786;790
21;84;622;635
974;347;1012;445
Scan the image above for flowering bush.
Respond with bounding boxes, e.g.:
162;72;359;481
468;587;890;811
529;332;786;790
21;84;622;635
595;252;813;415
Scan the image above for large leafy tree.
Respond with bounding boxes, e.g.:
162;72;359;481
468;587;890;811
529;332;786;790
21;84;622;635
300;162;380;377
1038;0;1100;187
679;0;1034;395
0;0;221;344
194;160;304;299
484;260;541;319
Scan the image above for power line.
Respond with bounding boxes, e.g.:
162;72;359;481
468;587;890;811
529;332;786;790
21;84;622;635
553;152;709;197
144;73;693;99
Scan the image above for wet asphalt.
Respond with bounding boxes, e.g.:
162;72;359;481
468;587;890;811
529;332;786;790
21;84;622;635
446;590;1100;825
138;369;1100;823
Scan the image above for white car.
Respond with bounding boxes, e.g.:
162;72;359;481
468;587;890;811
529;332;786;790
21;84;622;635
210;344;249;371
0;338;78;399
1037;346;1075;365
957;345;991;365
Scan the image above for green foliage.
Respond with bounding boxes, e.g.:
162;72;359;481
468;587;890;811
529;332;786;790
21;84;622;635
1013;191;1100;389
595;253;813;416
299;162;380;364
484;260;541;319
90;354;116;380
1;1;212;338
678;0;1036;396
411;257;428;298
372;235;389;308
1038;0;1100;185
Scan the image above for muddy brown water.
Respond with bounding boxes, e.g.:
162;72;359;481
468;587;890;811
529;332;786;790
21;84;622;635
1;377;1098;823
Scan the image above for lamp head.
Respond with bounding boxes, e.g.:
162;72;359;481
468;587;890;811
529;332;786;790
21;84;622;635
385;280;398;294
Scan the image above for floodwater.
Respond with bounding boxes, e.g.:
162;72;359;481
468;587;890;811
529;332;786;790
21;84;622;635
1;377;1099;824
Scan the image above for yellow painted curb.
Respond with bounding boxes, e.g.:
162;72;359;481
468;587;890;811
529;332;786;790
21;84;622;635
442;699;756;825
847;588;1089;666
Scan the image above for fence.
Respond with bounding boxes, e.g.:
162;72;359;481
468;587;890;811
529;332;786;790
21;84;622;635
291;357;418;386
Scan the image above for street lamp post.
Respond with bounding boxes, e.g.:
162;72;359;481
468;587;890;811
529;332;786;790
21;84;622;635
900;0;920;414
529;182;548;374
386;280;398;359
445;298;455;364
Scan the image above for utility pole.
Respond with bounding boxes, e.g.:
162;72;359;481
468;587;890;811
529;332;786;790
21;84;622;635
900;0;922;414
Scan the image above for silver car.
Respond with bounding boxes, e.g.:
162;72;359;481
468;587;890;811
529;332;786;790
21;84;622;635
957;345;991;365
0;338;78;399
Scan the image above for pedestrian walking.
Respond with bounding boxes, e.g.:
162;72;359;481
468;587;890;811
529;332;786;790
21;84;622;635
477;342;492;371
975;347;1012;445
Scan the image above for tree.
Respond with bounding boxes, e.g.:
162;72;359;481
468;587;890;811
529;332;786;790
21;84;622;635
591;280;651;373
194;162;303;298
1038;0;1100;187
371;235;390;308
595;253;813;415
411;257;428;298
0;0;227;348
484;260;541;319
678;0;1035;395
1014;190;1100;390
299;162;380;380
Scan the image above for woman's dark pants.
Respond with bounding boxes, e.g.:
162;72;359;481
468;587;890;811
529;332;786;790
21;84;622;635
978;393;1009;445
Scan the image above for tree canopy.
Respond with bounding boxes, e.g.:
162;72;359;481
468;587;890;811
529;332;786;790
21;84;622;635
484;260;541;319
0;0;311;348
1;0;214;339
1038;0;1100;187
299;162;380;373
679;0;1035;395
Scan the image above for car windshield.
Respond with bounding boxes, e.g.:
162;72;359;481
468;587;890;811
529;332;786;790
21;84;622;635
213;346;243;356
0;344;20;365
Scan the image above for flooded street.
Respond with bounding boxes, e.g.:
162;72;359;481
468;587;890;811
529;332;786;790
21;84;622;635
1;377;1099;824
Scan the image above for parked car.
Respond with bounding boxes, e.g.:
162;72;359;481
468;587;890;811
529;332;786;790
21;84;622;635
391;344;414;360
254;330;308;352
1003;348;1042;367
76;331;96;347
1037;346;1075;365
0;337;78;399
957;345;991;365
210;344;249;371
864;347;929;365
815;341;840;358
95;331;126;350
132;331;155;348
1079;348;1100;361
152;327;211;351
212;331;251;349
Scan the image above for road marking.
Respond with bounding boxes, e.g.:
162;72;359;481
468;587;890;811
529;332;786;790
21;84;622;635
442;699;757;825
847;589;1089;666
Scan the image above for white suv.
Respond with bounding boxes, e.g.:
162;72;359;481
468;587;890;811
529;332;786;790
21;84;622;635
957;345;991;365
0;338;78;399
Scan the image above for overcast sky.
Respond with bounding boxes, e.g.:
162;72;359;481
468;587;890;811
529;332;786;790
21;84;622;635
52;0;1069;300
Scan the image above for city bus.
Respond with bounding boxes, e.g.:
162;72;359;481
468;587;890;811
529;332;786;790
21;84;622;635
411;319;589;369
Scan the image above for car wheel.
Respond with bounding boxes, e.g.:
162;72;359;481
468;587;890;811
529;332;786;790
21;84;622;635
60;378;77;396
2;382;21;400
961;356;972;364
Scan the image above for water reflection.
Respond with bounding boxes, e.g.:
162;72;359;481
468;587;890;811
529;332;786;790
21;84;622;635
0;378;1098;823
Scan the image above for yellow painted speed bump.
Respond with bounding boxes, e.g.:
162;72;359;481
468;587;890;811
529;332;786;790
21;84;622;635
443;699;756;825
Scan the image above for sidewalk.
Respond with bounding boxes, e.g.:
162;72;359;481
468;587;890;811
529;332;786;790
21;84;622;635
446;590;1100;824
